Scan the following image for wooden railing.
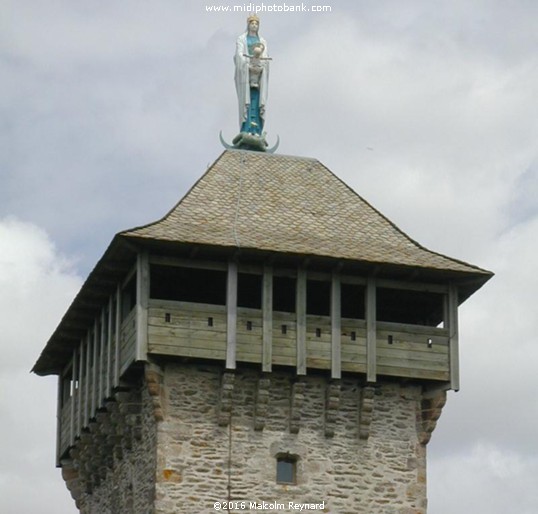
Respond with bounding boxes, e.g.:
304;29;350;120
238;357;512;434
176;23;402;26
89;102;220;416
146;300;450;381
377;322;449;381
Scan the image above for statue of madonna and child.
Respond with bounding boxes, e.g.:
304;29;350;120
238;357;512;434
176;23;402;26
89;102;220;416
220;15;279;152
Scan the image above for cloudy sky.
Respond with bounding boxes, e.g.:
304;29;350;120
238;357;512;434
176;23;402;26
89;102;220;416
2;1;537;512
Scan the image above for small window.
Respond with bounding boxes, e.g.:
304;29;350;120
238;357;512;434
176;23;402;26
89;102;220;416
276;455;297;484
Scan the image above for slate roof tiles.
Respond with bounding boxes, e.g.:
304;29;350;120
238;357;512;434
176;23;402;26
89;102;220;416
123;150;487;275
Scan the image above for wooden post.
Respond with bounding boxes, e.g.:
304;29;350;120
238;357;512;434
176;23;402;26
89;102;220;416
84;332;91;427
106;296;113;398
136;251;150;362
262;264;273;372
331;271;342;379
448;284;460;391
77;340;84;436
55;375;62;467
226;260;238;370
99;309;106;406
91;321;98;418
443;292;450;329
114;284;121;388
70;350;77;447
366;276;377;383
296;268;307;375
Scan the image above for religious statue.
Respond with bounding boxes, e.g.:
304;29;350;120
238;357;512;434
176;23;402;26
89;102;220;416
234;15;269;136
220;16;278;152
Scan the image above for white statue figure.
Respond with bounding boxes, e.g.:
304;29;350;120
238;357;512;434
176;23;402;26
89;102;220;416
247;42;266;88
234;15;269;135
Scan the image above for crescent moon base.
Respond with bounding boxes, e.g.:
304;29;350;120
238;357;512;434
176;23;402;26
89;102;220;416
220;131;280;154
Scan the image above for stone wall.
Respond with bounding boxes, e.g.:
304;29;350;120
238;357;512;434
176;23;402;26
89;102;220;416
155;363;429;514
75;383;158;514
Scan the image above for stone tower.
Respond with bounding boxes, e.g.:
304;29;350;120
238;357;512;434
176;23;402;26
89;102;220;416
33;150;492;513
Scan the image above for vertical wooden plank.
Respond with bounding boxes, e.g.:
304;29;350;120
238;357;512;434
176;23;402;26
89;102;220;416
92;320;98;418
366;276;377;383
114;285;121;387
262;264;273;372
106;296;113;398
84;332;91;427
226;260;238;370
136;251;150;361
55;375;62;466
331;271;342;379
443;292;449;330
296;268;307;375
448;284;460;391
99;309;106;405
77;340;84;437
70;350;77;447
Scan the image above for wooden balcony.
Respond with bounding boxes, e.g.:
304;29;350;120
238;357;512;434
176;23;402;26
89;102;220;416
56;257;458;461
146;299;450;381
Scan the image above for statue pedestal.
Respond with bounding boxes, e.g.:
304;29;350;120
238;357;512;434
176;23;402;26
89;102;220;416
232;132;268;152
219;131;279;153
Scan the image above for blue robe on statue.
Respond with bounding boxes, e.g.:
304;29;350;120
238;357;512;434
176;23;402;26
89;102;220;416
234;32;269;136
240;35;263;134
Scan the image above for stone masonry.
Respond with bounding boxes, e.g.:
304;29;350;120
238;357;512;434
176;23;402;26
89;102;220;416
72;383;158;514
59;361;442;513
154;363;431;514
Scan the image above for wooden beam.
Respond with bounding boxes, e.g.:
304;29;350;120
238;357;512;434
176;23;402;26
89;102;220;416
84;332;91;427
296;268;307;375
91;320;98;417
366;276;377;383
99;309;106;406
70;349;77;447
340;275;368;286
87;276;119;288
331;271;342;379
77;339;84;436
306;270;331;282
114;285;121;388
101;261;133;273
262;264;273;372
238;263;264;274
55;328;88;339
226;260;238;370
376;278;447;294
443;293;449;330
55;375;62;467
273;267;298;278
122;263;137;288
106;296;113;398
149;254;227;271
136;251;150;362
448;284;460;391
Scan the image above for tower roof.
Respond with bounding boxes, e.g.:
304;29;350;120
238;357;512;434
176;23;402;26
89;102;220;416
123;150;489;276
32;149;492;376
